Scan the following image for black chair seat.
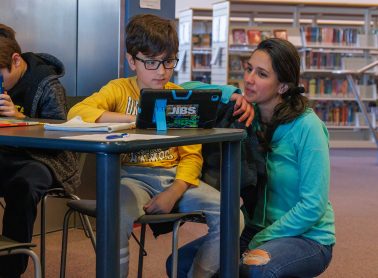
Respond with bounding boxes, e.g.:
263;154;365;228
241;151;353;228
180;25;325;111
67;200;96;218
67;199;205;224
137;211;205;224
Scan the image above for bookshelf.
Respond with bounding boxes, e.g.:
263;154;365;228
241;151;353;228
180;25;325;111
210;0;378;148
176;8;213;84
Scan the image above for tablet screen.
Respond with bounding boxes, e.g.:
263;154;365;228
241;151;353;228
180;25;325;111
136;89;221;129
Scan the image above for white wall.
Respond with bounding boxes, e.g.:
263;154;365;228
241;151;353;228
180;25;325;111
175;0;378;18
175;0;219;18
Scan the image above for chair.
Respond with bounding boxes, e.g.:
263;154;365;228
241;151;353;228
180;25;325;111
40;154;91;278
59;199;206;278
0;235;42;278
0;183;82;278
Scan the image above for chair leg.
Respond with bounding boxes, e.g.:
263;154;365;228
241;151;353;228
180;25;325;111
137;224;147;278
77;213;96;251
171;220;182;278
77;213;93;239
60;209;75;278
40;194;48;278
6;249;42;278
40;190;85;278
131;232;147;257
67;195;94;240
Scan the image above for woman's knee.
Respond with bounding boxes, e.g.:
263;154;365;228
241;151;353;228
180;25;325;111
240;249;274;278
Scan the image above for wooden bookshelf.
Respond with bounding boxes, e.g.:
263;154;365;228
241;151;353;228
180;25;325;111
176;8;213;84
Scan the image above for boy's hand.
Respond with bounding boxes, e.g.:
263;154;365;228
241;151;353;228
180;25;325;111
230;93;254;127
0;92;25;118
143;179;190;214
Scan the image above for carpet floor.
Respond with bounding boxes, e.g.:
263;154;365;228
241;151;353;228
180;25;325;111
22;149;378;277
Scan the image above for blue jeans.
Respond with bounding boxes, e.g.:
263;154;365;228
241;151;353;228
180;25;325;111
166;215;245;277
166;236;207;278
119;166;223;278
239;225;333;278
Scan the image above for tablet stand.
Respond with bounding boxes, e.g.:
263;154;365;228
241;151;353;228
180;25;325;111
153;99;167;131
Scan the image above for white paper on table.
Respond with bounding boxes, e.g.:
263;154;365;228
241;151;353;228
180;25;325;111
60;133;178;142
44;116;135;132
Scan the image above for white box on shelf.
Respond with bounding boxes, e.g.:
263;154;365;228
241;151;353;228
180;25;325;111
342;57;375;73
355;112;376;128
357;85;377;99
357;34;376;48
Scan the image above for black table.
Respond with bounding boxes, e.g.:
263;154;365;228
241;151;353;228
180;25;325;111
0;125;245;277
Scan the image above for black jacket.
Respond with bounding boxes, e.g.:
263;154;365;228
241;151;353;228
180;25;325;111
201;101;266;219
4;53;80;193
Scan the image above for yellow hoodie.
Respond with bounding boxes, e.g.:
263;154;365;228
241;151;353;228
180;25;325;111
68;76;203;186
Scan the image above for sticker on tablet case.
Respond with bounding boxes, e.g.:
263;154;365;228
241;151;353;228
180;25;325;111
166;104;199;128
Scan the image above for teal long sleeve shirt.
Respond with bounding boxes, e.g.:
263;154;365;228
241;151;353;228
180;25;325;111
250;109;336;249
179;81;240;104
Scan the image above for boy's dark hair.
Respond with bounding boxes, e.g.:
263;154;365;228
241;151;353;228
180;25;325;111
0;23;22;70
125;14;178;58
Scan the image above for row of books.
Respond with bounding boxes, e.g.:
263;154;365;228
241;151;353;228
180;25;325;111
193;26;375;49
192;53;211;69
301;77;352;97
229;26;360;46
312;101;377;127
301;77;377;99
229;55;249;71
304;51;343;70
192;33;212;48
303;26;359;45
230;28;288;45
312;101;360;126
229;55;372;77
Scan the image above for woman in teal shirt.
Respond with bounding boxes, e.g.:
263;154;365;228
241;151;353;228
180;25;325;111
240;38;335;277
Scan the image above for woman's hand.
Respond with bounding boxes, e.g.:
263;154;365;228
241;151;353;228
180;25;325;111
230;93;254;127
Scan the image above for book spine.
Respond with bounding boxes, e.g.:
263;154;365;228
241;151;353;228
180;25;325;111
0;74;4;94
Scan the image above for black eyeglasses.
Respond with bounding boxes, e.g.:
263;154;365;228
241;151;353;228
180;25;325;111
134;56;179;70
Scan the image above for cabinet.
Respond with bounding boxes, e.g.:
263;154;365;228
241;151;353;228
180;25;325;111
176;8;213;84
210;0;378;148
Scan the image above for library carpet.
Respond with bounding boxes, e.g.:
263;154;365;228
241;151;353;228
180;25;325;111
22;149;378;278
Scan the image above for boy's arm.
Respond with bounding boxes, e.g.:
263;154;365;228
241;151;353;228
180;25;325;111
0;79;67;120
143;179;190;214
68;81;136;123
38;79;67;120
96;111;136;123
144;144;203;214
69;97;135;123
68;91;117;122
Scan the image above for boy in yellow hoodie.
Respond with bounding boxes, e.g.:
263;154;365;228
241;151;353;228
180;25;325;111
69;14;251;277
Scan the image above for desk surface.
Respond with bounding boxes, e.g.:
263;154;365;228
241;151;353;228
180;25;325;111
0;125;245;153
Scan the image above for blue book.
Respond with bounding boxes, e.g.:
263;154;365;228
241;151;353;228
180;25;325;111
0;74;4;94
